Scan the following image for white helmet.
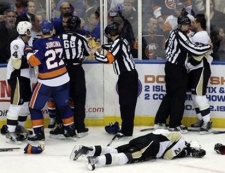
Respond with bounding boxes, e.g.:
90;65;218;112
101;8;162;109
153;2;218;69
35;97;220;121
17;21;32;36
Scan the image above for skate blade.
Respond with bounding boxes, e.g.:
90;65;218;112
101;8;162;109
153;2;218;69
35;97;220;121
82;156;95;170
82;156;89;167
66;136;77;141
200;129;212;135
69;145;77;160
77;132;88;138
5;139;22;145
188;127;200;132
49;134;66;140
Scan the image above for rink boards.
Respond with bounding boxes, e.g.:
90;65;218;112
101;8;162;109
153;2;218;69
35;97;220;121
0;61;225;128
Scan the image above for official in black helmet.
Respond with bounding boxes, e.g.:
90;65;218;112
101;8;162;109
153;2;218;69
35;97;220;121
153;14;211;133
50;15;91;138
94;22;139;138
104;22;119;37
177;15;191;32
67;15;81;30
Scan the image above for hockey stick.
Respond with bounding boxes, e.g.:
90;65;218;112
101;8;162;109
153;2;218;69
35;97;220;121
140;128;202;132
0;147;20;152
140;127;154;132
212;130;225;134
107;134;117;146
187;128;200;132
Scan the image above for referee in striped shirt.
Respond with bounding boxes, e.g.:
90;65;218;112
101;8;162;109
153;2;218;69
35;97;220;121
154;15;212;133
57;15;90;137
94;22;139;138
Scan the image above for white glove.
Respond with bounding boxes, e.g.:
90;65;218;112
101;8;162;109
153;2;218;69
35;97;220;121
185;5;193;14
153;7;162;18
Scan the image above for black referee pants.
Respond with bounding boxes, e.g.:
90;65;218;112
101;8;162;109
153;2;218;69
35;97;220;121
154;62;188;128
67;64;87;132
118;69;138;136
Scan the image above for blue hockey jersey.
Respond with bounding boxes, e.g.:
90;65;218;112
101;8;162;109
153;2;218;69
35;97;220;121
27;37;69;87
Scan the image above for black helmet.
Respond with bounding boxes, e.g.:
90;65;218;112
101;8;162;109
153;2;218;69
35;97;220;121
67;15;81;30
104;22;119;37
177;15;191;25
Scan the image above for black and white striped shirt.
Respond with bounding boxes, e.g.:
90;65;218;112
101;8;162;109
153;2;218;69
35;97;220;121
165;29;211;66
58;32;90;64
95;36;135;75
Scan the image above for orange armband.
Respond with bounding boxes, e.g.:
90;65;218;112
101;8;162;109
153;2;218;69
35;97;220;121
106;52;115;63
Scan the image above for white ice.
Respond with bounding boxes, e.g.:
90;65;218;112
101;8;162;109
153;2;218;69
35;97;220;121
0;127;225;173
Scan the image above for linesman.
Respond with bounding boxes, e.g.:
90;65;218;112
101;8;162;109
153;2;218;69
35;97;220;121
93;22;139;138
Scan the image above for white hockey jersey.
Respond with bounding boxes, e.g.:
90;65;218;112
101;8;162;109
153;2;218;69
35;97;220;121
6;36;36;80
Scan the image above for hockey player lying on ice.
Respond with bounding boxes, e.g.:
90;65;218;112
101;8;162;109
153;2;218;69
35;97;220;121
70;129;206;170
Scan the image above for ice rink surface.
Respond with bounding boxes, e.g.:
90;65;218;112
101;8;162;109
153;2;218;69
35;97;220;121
0;126;225;173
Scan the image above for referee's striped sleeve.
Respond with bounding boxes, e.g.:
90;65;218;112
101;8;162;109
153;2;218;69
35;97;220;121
94;51;109;63
177;31;211;56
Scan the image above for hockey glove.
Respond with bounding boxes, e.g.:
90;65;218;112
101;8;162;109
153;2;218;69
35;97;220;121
189;148;206;158
185;141;206;158
105;122;120;134
24;46;33;56
24;144;44;154
214;143;225;155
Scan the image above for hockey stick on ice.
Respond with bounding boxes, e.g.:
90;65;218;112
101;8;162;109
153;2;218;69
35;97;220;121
140;128;202;132
0;147;20;152
212;130;225;134
140;127;154;132
107;134;117;146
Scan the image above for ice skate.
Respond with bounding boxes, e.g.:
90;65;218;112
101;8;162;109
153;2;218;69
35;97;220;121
64;124;77;141
70;145;93;161
77;128;89;138
15;125;33;140
5;132;22;145
49;124;65;139
191;120;203;128
28;132;45;145
16;125;33;135
200;121;212;135
83;156;97;171
189;120;203;131
168;125;188;134
153;123;167;130
116;131;132;140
